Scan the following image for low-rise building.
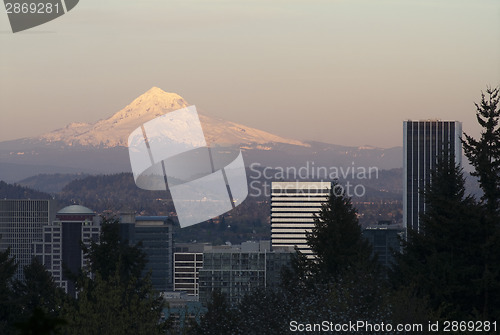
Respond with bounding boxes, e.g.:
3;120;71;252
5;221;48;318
173;243;205;298
363;222;404;268
199;241;293;306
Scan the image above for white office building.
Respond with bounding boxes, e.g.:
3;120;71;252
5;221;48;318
271;181;332;258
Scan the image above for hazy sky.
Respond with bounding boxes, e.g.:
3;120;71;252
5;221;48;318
1;0;499;148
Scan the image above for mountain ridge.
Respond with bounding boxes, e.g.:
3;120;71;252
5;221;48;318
0;87;403;183
37;87;308;148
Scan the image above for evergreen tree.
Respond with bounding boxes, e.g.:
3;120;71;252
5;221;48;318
306;183;378;279
13;257;67;321
236;288;291;334
63;268;162;335
14;307;67;335
61;217;166;334
392;155;489;319
278;183;387;329
0;248;19;335
82;216;146;284
194;290;239;335
462;86;500;319
463;86;500;214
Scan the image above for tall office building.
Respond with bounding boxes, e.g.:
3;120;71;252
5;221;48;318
119;214;174;292
0;199;57;280
271;181;332;258
33;205;100;296
403;120;462;232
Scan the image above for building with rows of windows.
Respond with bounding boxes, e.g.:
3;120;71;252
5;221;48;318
33;205;100;296
199;241;292;305
271;181;331;258
173;243;205;298
0;199;57;280
119;214;174;292
403;120;462;232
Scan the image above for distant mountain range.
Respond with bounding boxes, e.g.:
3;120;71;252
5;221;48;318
38;87;309;148
0;87;403;182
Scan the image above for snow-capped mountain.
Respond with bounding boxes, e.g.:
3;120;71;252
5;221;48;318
0;87;403;182
39;87;308;148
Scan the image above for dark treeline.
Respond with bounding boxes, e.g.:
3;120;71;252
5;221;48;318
0;181;52;200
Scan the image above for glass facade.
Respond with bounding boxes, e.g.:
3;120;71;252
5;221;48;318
199;249;291;306
0;199;56;280
403;120;462;232
135;225;172;291
119;216;174;292
363;225;404;268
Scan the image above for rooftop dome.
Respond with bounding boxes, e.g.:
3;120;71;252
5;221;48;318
57;205;94;215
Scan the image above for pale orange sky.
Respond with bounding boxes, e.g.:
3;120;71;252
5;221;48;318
0;0;499;148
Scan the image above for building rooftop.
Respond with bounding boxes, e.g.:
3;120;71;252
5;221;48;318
135;216;169;221
364;223;404;230
57;205;94;215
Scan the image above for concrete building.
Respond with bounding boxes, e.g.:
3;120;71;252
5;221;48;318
363;222;404;268
161;291;206;332
33;205;100;296
0;199;57;280
120;214;174;292
403;120;462;232
173;243;205;298
198;241;292;306
271;181;332;258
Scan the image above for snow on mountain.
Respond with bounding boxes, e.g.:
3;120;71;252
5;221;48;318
39;87;308;148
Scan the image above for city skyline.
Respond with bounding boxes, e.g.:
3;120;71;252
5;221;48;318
1;0;499;148
0;1;498;332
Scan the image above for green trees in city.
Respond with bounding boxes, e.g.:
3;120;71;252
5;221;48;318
0;251;67;335
13;257;67;324
306;185;378;279
392;86;500;321
463;87;500;215
392;155;484;319
197;87;500;332
193;290;239;335
81;216;146;284
233;183;389;333
303;184;388;325
61;217;166;335
0;217;168;334
0;248;20;335
462;86;500;320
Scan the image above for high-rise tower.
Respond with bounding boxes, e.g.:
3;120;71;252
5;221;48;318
403;120;462;232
